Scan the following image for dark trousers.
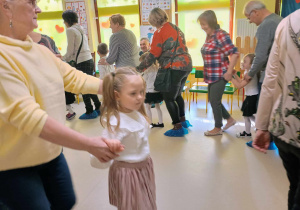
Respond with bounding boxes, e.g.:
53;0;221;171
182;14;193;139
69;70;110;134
274;136;300;210
76;59;101;114
0;153;76;210
162;70;190;124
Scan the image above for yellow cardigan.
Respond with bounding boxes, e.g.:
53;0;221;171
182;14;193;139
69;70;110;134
0;35;100;171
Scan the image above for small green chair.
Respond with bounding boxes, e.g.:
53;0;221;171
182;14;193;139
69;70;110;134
188;86;209;112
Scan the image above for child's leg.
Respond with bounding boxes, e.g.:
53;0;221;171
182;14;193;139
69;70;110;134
155;104;163;124
146;104;152;123
249;115;255;126
66;105;74;114
244;116;251;134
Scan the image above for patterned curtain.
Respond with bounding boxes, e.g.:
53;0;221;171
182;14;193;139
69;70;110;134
281;0;300;18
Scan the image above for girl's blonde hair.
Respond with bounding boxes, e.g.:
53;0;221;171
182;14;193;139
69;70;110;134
139;52;158;67
100;67;148;132
244;53;255;64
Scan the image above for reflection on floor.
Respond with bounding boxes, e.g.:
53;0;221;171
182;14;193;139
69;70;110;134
64;94;288;210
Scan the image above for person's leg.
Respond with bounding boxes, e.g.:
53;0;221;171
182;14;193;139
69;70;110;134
90;94;101;111
175;71;189;119
40;153;76;210
76;59;97;115
274;137;300;210
82;94;94;114
155;103;163;124
146;103;152;124
0;166;51;210
162;70;187;125
208;79;227;129
66;105;75;114
244;117;251;134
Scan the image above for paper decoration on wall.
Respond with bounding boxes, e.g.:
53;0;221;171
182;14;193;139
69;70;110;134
140;25;156;44
186;38;198;49
55;25;65;33
101;20;110;28
140;0;171;26
65;0;89;38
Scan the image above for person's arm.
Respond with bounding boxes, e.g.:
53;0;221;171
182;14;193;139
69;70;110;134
40;117;120;162
231;75;249;89
62;28;76;61
217;30;239;81
253;25;281;153
105;35;119;65
247;24;278;79
137;31;162;72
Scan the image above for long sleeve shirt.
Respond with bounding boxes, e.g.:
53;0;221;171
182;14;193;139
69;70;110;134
137;22;192;72
0;35;100;171
63;24;92;64
256;10;300;148
248;13;282;82
201;29;238;84
106;28;140;68
90;111;151;169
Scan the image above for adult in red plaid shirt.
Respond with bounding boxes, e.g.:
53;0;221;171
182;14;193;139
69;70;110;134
198;10;239;136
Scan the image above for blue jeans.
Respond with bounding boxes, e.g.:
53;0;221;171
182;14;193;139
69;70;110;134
0;153;76;210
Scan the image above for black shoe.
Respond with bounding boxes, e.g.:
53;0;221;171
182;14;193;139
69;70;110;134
236;131;251;138
151;123;164;128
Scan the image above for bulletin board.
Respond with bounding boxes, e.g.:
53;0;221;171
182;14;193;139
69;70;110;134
139;0;172;43
65;0;89;39
139;0;172;25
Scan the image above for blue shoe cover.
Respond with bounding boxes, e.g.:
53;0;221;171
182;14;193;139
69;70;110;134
246;140;278;150
164;127;188;137
181;120;193;128
267;141;278;150
79;110;98;120
246;140;253;148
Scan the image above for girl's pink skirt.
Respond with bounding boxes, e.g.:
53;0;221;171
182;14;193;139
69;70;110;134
109;156;157;210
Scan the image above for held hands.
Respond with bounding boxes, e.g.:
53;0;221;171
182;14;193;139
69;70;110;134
252;130;271;153
244;73;252;82
103;139;125;153
88;137;122;163
223;71;233;81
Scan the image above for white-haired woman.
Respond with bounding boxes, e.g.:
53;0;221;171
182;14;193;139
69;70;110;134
137;7;193;137
0;0;122;209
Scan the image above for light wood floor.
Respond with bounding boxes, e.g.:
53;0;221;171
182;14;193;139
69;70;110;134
64;94;288;210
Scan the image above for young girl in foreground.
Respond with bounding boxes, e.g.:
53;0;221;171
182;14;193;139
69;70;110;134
90;67;157;210
231;54;258;139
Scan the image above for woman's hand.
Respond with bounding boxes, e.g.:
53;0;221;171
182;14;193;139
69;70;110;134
88;137;121;162
223;71;233;81
98;58;108;65
103;139;125;153
252;130;271;153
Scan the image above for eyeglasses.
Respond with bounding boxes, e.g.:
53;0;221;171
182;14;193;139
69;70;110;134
247;10;255;20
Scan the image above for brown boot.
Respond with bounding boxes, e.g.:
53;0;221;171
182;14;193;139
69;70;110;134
173;123;183;130
180;116;186;122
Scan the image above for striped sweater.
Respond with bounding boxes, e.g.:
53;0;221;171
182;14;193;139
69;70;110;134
106;28;140;68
